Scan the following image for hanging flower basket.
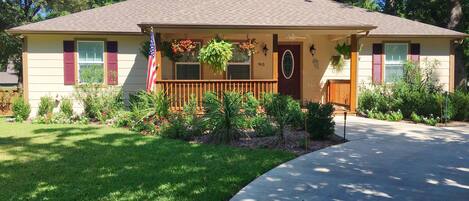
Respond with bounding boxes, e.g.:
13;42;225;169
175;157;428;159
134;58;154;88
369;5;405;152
171;39;197;54
239;38;258;56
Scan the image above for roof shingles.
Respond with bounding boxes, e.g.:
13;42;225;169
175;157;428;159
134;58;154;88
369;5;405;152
8;0;467;37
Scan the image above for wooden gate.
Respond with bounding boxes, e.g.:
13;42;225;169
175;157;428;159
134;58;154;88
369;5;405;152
327;80;350;107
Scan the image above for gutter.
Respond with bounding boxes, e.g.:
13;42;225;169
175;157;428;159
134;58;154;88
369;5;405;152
137;23;378;32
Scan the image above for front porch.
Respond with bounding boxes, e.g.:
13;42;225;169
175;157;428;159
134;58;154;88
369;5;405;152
144;27;362;112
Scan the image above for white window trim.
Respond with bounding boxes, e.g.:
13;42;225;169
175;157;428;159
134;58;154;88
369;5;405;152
281;49;294;80
175;62;201;80
226;42;252;80
384;43;408;83
77;41;105;83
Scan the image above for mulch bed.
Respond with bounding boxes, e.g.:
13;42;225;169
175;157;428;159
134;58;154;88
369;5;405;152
192;129;346;156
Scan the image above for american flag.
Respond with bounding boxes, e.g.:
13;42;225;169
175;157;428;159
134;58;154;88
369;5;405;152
146;31;157;92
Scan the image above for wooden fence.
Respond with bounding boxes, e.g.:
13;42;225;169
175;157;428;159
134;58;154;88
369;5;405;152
0;89;20;116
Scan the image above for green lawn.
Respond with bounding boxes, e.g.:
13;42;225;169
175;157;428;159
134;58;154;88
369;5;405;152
0;120;294;201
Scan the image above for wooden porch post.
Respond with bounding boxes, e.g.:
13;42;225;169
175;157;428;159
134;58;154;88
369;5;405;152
272;34;278;93
449;40;455;92
155;32;163;91
350;34;358;112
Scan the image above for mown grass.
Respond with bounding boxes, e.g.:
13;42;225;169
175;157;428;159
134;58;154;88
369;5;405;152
0;121;294;201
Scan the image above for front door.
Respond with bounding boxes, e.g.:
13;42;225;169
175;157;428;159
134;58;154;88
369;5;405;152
278;44;301;99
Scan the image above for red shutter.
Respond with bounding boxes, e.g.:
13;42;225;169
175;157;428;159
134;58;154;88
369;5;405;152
63;41;75;85
107;41;118;85
372;43;383;84
410;43;420;64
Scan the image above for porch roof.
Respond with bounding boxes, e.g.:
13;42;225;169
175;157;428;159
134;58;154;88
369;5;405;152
7;0;467;38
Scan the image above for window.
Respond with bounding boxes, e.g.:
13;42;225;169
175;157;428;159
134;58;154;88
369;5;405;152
384;43;408;83
227;42;251;80
281;50;294;79
175;41;201;80
77;41;104;83
175;63;200;80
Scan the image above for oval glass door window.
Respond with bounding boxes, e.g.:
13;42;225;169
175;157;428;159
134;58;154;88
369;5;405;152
282;50;294;79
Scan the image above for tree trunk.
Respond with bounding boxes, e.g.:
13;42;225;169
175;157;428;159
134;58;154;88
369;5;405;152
448;0;463;29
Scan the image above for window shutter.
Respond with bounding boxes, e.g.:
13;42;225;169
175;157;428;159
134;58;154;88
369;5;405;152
372;43;383;84
63;41;75;85
107;41;118;85
410;43;420;64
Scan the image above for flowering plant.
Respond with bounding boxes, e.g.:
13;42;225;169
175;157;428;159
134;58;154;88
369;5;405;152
239;38;257;56
171;39;197;54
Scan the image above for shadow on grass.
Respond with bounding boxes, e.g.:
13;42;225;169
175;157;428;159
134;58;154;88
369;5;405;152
0;125;294;201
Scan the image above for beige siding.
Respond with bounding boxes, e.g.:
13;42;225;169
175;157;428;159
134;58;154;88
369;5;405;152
26;33;453;116
358;37;452;90
26;34;147;116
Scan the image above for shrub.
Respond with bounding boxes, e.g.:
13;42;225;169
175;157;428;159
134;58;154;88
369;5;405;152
410;112;422;123
422;115;439;126
160;113;192;140
451;89;469;121
264;94;295;144
305;102;335;140
74;84;124;122
385;110;403;121
128;90;170;134
11;97;31;122
111;110;132;128
37;96;55;116
244;92;259;117
286;97;304;129
60;98;74;118
203;91;245;144
183;95;203;136
252;115;278;137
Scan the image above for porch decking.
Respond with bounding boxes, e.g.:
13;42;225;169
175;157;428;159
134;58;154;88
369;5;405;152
156;79;277;110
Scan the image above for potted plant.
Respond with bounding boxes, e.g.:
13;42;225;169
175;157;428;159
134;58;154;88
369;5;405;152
198;39;233;73
331;42;351;71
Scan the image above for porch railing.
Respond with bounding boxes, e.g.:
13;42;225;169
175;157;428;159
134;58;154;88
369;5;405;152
155;79;278;110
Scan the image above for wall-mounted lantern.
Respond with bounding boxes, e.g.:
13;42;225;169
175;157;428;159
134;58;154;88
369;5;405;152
309;44;316;57
262;44;269;56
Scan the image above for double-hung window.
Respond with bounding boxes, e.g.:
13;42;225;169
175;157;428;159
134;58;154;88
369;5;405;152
77;41;104;83
175;41;201;80
384;43;408;83
227;43;251;80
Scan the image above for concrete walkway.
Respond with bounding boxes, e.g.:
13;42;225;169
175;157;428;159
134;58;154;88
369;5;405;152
231;116;469;201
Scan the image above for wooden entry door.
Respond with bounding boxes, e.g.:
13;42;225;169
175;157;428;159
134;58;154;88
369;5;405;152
278;44;301;99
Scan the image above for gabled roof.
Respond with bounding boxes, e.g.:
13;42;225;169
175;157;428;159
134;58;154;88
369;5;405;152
8;0;467;38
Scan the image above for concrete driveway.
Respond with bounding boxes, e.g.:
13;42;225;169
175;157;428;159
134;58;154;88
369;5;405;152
231;116;469;201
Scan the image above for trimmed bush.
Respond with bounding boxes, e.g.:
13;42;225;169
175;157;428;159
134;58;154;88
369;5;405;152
263;94;297;143
37;96;55;116
11;97;31;122
305;102;335;140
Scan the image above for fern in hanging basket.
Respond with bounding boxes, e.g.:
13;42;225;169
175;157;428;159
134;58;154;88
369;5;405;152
331;55;345;71
198;39;233;73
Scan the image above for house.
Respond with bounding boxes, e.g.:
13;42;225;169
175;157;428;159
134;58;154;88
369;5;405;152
7;0;467;116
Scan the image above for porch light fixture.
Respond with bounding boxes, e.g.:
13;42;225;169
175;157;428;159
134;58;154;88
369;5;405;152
309;44;316;57
262;44;269;56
